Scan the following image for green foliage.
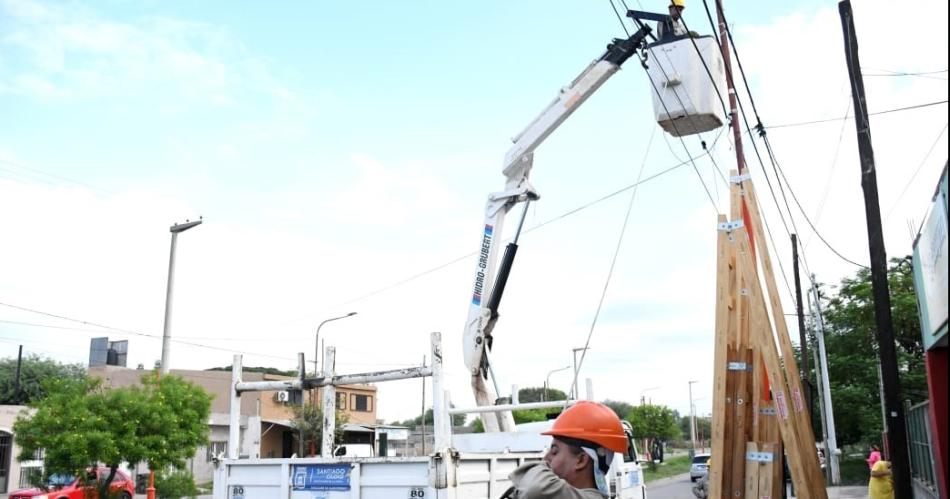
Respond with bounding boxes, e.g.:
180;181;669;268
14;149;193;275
392;408;466;428
0;354;86;405
819;257;928;447
290;403;349;455
518;386;568;402
156;469;199;499
206;365;298;376
677;414;711;446
626;404;680;441
603;399;635;419
642;455;692;483
14;374;212;498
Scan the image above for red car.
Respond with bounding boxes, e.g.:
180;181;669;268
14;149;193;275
9;467;134;499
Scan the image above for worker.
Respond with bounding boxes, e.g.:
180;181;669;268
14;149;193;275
656;0;687;42
502;401;628;498
691;458;710;498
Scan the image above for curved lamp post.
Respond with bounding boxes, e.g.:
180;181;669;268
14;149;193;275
544;365;571;401
315;312;357;376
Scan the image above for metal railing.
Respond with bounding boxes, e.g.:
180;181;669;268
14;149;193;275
906;400;938;494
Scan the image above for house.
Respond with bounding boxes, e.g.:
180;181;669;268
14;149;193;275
0;405;35;494
85;365;381;486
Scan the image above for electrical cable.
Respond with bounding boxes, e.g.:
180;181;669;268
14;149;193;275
571;122;658;399
761;135;868;269
717;5;867;272
764;100;948;130
609;0;631;37
0;301;299;363
809;98;852;240
609;0;728;189
644;67;720;214
678;16;730;119
0;158;114;195
339;152;706;307
883;123;948;222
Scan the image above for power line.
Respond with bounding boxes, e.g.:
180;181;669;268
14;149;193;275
863;68;948;79
0;158;114;195
714;4;868;271
340;153;706;307
809;98;852;235
0;301;298;363
884;122;948;222
765;100;948;130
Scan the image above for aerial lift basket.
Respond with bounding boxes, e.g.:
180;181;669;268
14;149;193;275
646;36;728;137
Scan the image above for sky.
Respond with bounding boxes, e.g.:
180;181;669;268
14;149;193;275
1;0;947;425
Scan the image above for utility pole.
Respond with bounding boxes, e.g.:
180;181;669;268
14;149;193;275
839;2;912;496
791;234;812;414
14;345;23;404
810;276;841;484
688;380;698;452
716;0;745;175
160;218;203;375
420;355;426;456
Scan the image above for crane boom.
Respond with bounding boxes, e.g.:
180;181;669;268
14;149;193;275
463;24;653;432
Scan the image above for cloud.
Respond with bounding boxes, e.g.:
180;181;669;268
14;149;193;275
0;0;290;105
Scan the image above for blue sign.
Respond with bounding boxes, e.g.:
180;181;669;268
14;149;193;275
292;464;352;491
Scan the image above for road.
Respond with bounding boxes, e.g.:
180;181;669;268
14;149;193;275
646;473;696;499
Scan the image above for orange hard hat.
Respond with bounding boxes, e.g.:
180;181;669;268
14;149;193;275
542;401;628;454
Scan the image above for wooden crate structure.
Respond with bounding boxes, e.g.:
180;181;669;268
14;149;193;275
708;173;827;499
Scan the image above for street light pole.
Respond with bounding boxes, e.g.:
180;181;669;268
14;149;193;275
688;380;698;451
154;218;202;499
160;218;202;375
315;312;357;376
640;386;659;405
544;365;571;402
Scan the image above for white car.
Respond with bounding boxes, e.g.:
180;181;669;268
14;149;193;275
690;453;711;482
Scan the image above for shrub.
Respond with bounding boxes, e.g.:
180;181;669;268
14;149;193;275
156;469;200;499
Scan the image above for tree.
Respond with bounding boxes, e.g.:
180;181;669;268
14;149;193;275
393;408;466;428
603;399;635;420
627;404;680;441
290;403;349;456
0;354;86;405
819;256;928;447
518;386;568;403
14;374;212;498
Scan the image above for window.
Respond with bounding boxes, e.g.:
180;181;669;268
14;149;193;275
336;392;347;409
351;394;373;412
206;441;228;462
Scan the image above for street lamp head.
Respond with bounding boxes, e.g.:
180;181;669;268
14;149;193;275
346;312;357;317
170;219;203;233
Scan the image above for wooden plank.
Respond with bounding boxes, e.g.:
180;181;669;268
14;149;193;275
759;442;775;499
771;441;784;499
746;441;761;498
731;226;827;499
730;347;753;498
740;180;827;492
708;214;733;499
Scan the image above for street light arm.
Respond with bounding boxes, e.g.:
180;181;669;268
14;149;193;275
314;312;357;375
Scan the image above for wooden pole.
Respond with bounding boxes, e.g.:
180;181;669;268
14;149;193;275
838;2;912;496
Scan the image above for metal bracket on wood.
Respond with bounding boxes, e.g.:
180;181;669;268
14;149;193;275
728;362;751;371
759;407;777;416
718;220;745;231
730;173;752;184
746;451;775;463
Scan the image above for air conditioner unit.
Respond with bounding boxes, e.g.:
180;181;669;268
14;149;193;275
276;391;290;403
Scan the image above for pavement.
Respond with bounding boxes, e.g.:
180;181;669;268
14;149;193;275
645;472;868;499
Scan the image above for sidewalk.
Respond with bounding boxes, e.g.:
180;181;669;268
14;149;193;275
805;485;867;498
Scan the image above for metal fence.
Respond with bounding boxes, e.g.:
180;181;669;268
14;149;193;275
906;400;938;494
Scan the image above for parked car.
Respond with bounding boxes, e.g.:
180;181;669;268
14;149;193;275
9;467;135;499
690;453;711;482
333;443;375;458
